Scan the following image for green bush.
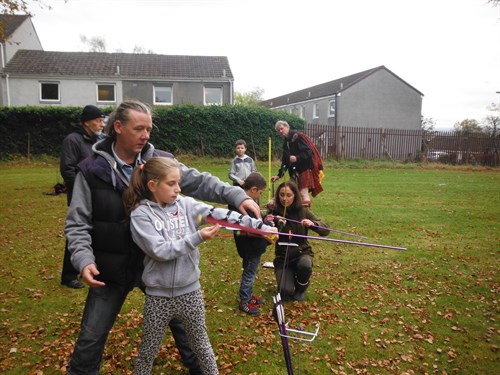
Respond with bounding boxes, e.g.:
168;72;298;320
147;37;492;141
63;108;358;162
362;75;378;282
0;105;305;159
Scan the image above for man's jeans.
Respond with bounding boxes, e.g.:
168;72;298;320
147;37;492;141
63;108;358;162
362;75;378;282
68;283;200;375
239;256;261;302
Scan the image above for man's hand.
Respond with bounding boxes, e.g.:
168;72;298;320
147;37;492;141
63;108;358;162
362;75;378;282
81;264;106;288
289;155;297;163
271;175;280;183
238;199;261;218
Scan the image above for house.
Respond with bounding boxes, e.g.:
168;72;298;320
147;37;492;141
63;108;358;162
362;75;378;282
0;16;234;107
1;51;234;107
0;14;43;67
260;66;423;130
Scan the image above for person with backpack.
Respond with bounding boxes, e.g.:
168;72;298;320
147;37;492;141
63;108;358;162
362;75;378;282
271;120;323;207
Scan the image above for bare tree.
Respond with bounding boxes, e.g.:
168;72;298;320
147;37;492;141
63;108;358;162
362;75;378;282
453;119;484;135
0;0;49;15
483;103;500;137
132;45;155;54
421;117;436;132
80;34;106;52
483;115;499;137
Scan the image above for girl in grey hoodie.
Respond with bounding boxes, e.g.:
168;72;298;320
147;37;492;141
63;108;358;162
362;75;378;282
124;157;276;375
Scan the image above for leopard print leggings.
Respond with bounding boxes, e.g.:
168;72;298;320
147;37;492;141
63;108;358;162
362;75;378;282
133;289;218;375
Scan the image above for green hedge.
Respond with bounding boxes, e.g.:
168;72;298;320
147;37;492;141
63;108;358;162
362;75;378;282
0;105;304;159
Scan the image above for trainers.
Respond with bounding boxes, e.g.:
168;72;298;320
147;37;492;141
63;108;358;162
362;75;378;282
250;295;265;305
239;300;260;315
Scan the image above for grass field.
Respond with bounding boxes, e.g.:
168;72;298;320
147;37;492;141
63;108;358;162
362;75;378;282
0;157;498;374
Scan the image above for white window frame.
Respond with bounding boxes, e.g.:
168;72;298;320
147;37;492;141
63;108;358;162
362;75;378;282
328;99;336;117
96;83;116;103
313;103;319;119
204;86;222;106
300;106;305;119
40;81;60;102
154;85;173;105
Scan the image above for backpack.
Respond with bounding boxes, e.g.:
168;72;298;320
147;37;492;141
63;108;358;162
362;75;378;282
43;182;67;196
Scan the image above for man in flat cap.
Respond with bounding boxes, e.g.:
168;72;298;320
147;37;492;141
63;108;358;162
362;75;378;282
59;105;105;289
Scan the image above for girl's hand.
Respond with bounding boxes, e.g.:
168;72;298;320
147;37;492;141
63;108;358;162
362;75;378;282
301;219;314;227
264;214;275;224
200;224;220;240
275;216;287;227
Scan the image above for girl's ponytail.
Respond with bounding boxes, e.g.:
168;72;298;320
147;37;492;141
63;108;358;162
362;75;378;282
123;157;180;216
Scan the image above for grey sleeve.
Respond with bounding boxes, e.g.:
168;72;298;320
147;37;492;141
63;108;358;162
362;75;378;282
207;208;271;231
65;173;96;272
228;159;239;183
179;162;249;208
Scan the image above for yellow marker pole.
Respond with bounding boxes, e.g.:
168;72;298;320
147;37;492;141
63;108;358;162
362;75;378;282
268;136;272;202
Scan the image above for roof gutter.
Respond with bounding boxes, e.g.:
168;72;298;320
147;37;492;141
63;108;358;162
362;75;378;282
5;73;10;106
0;42;4;68
229;79;233;104
0;42;10;106
265;93;339;109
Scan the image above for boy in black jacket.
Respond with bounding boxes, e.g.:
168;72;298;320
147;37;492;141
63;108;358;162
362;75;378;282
230;172;272;315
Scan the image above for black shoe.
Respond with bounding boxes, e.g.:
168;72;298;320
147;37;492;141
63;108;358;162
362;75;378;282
62;279;84;289
293;291;306;301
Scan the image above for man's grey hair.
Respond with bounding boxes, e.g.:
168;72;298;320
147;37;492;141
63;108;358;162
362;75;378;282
275;120;290;131
105;100;152;139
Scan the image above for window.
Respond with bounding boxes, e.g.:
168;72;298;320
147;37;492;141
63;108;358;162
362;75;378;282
300;106;305;119
154;86;172;105
97;84;116;102
204;86;222;105
313;103;319;119
40;82;59;101
328;99;336;117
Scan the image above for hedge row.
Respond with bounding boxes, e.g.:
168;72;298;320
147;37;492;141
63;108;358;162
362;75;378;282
0;105;305;159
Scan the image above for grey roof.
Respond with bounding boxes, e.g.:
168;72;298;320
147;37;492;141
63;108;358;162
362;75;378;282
3;50;234;80
0;14;30;42
260;65;423;108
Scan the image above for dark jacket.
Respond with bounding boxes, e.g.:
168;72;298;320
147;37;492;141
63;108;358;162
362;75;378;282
229;203;271;259
77;138;173;286
60;126;99;204
277;130;313;179
268;206;329;268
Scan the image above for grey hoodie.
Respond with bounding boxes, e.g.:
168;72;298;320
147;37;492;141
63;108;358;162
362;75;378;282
131;196;272;298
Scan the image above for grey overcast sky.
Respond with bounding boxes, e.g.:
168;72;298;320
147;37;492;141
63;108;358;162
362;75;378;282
28;0;500;129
